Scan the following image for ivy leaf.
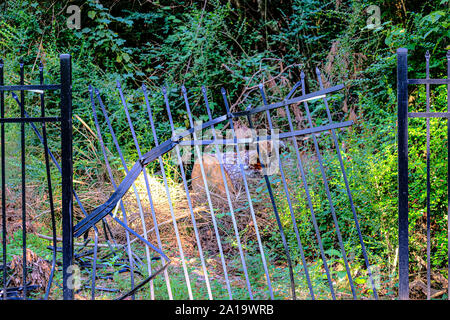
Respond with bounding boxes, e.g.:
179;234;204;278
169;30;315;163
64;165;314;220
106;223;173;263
122;52;131;63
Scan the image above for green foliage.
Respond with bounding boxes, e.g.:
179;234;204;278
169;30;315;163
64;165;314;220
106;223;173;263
0;0;449;298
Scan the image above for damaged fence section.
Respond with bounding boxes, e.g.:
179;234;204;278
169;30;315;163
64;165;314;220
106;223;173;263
0;53;379;300
72;68;378;300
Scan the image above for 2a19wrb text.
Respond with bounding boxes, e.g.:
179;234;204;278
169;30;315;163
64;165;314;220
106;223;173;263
217;304;273;316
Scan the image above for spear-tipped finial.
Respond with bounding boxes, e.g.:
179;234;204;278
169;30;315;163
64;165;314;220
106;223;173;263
315;67;321;75
162;86;167;94
425;50;430;60
19;58;24;67
300;70;305;79
201;85;207;93
446;50;450;59
116;80;121;88
141;84;147;91
39;61;44;71
221;87;226;95
181;85;187;94
258;83;264;89
88;84;93;92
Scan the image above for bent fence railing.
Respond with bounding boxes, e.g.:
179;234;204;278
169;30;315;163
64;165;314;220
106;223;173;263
397;48;450;300
0;55;379;300
0;55;73;300
71;68;378;300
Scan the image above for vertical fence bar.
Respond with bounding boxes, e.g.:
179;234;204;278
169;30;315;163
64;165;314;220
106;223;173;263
130;86;194;300
244;111;298;299
425;51;431;300
60;54;74;300
397;48;409;300
0;59;5;300
156;91;197;299
39;62;58;300
93;89;149;299
19;59;27;299
447;50;450;301
220;88;298;299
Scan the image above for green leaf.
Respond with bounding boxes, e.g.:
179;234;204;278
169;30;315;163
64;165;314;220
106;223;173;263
122;52;131;63
325;248;342;258
355;277;366;285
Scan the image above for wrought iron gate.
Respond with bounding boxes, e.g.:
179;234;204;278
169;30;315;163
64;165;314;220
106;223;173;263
71;68;377;300
0;55;73;300
397;48;450;300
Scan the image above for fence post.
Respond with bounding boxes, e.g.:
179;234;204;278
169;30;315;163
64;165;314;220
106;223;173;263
60;54;74;300
397;48;409;300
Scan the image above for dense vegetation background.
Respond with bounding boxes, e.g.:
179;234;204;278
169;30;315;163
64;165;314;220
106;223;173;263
0;0;449;298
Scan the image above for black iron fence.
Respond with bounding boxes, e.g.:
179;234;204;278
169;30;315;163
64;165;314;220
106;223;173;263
397;48;450;300
0;55;384;300
0;55;73;300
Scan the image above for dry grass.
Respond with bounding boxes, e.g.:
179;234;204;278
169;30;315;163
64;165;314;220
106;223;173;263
0;185;49;242
9;248;52;290
188;172;275;256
